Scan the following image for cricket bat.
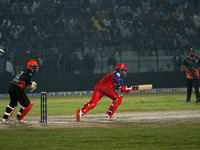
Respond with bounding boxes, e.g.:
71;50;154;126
127;84;153;90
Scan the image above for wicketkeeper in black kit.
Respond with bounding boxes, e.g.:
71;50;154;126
181;49;200;103
1;59;39;123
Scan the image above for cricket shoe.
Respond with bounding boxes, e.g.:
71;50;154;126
76;109;83;121
196;98;200;103
105;114;116;120
1;118;9;124
185;99;190;103
15;119;27;123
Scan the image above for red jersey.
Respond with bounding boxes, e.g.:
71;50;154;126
97;71;125;87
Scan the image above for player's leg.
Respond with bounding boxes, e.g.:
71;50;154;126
186;79;193;102
2;103;17;123
101;86;123;119
76;89;103;121
82;90;104;116
16;90;33;122
17;103;33;121
194;78;200;103
106;95;123;119
2;85;18;123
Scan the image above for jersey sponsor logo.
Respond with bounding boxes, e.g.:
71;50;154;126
116;72;120;77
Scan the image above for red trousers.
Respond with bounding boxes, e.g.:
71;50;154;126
90;83;119;103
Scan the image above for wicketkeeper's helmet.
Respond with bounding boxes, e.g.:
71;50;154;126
27;59;39;73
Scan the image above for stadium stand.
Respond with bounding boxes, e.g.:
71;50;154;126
0;0;200;74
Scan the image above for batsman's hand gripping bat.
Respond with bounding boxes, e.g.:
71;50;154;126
126;84;153;91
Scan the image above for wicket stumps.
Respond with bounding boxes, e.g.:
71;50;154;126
40;92;47;123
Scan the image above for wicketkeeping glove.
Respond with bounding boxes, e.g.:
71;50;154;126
27;81;37;92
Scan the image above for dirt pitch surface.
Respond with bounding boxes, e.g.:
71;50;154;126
1;110;200;130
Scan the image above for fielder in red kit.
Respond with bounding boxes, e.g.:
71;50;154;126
76;63;131;121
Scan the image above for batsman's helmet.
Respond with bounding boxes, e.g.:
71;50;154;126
27;59;39;73
116;63;127;77
116;63;127;71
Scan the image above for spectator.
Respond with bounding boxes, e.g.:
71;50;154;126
194;12;200;30
163;63;172;72
14;50;24;73
0;0;199;74
36;53;44;74
107;53;117;73
172;51;183;71
5;57;15;77
64;53;72;75
55;50;63;74
71;52;81;74
82;52;96;74
0;54;5;76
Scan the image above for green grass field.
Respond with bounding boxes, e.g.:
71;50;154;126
0;92;200;150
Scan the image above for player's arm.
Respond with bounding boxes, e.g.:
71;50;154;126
119;78;131;93
113;72;130;94
113;72;122;86
198;58;200;68
25;70;33;86
181;65;189;71
26;70;37;92
181;59;190;71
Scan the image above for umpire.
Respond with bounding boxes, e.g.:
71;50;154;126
181;49;200;103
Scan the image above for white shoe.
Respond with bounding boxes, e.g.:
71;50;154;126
105;114;116;120
15;119;27;123
76;109;83;121
1;118;9;124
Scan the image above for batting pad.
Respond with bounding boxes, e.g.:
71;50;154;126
18;103;34;121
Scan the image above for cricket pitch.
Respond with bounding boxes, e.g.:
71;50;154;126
1;110;200;130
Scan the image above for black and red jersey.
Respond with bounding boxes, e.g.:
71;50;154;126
182;56;200;79
10;67;33;90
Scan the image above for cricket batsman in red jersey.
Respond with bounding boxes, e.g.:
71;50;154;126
1;59;39;123
76;63;133;121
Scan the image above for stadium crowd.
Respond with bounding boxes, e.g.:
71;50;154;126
0;0;200;75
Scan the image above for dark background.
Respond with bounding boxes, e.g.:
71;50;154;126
0;71;186;93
